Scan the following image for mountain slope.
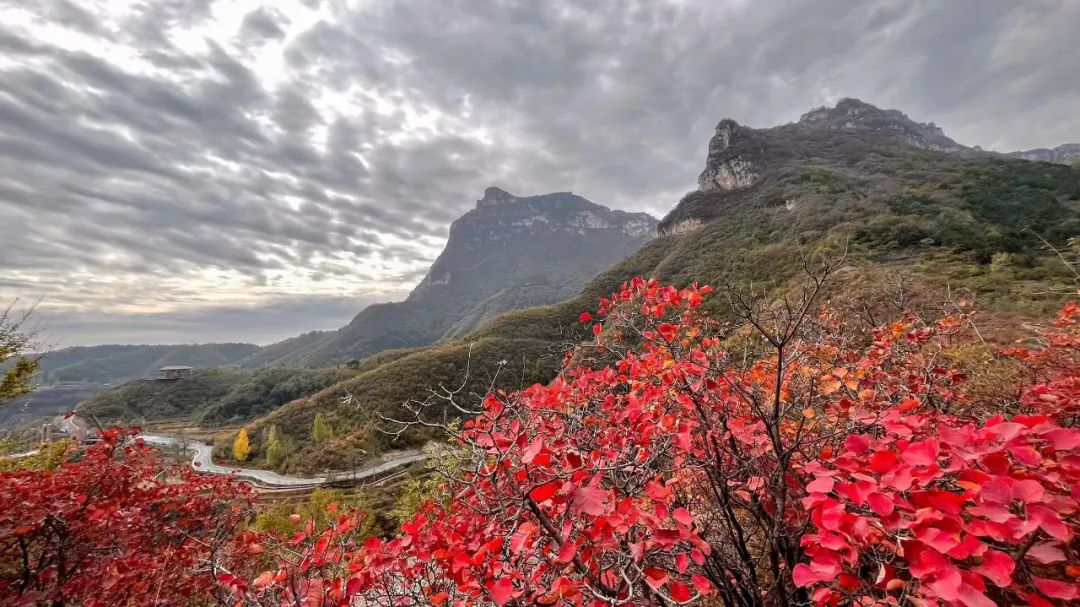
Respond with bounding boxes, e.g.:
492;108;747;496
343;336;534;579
242;99;1080;473
247;189;656;366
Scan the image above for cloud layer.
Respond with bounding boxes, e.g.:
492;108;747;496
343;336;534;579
1;0;1078;345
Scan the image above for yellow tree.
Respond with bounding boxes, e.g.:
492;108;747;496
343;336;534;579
232;428;251;462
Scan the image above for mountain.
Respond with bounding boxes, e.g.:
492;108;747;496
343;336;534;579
246;189;656;366
240;98;1080;473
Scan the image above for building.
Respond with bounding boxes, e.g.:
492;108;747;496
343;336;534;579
157;365;194;380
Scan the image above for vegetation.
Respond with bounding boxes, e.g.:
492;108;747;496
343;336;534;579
232;428;251;462
0;429;253;605
241;125;1080;472
263;425;293;468
77;366;349;427
312;412;332;443
4;279;1080;606
0;304;38;405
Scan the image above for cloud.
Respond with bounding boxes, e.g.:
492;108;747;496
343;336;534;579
239;6;289;44
0;0;1078;345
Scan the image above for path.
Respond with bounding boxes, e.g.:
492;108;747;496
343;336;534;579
139;435;431;488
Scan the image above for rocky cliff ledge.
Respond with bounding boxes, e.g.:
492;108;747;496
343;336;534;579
697;119;767;192
798;98;966;153
476;186;518;208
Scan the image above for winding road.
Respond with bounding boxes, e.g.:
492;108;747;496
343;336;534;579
139;435;430;488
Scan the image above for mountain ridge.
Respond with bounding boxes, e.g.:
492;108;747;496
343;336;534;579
244;189;657;367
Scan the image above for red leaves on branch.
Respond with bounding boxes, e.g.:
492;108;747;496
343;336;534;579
0;428;254;606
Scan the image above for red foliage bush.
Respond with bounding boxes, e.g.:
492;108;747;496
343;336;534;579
0;428;253;606
5;277;1080;607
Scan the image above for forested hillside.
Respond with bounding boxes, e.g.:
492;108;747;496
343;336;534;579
240;100;1080;472
78;366;351;427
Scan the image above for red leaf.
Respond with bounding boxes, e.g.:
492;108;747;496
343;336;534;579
691;574;712;595
579;312;593;323
557;539;576;562
869;450;899;473
592;323;602;336
571;485;609;516
522;436;544;465
867;492;894;516
1027;542;1066;564
669;581;692;602
529;482;559;503
901;439;938;466
489;578;516;606
973;549;1014;587
643;568;668;590
806;477;835;494
672;507;693;526
1032;577;1078;600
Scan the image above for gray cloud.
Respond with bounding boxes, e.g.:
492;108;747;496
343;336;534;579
0;0;1078;345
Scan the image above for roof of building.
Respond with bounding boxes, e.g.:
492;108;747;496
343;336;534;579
157;365;194;371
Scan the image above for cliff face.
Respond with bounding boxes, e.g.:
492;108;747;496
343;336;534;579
251;189;657;366
409;188;655;300
696;119;767;192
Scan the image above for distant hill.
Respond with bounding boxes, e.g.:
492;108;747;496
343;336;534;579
24;343;258;384
0;342;258;429
245;189;656;367
77;366;351;427
241;98;1080;473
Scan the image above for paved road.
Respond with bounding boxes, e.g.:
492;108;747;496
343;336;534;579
139;435;430;488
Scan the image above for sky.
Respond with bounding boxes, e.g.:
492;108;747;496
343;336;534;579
1;0;1078;347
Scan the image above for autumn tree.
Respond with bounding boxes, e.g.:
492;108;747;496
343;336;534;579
0;428;254;605
233;427;251;462
303;275;1078;607
313;412;333;444
264;424;293;468
0;303;38;404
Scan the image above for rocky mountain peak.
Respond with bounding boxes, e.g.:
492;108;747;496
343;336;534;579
476;186;518;208
798;98;966;152
697;118;767;192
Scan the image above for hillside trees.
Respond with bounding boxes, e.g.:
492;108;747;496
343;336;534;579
264;424;294;468
313;412;333;444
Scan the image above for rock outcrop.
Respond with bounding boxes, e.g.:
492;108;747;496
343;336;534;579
1007;143;1080;164
476;186;518;208
798;98;967;153
697;119;767;191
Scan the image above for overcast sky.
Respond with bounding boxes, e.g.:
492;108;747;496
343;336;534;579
1;0;1078;347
